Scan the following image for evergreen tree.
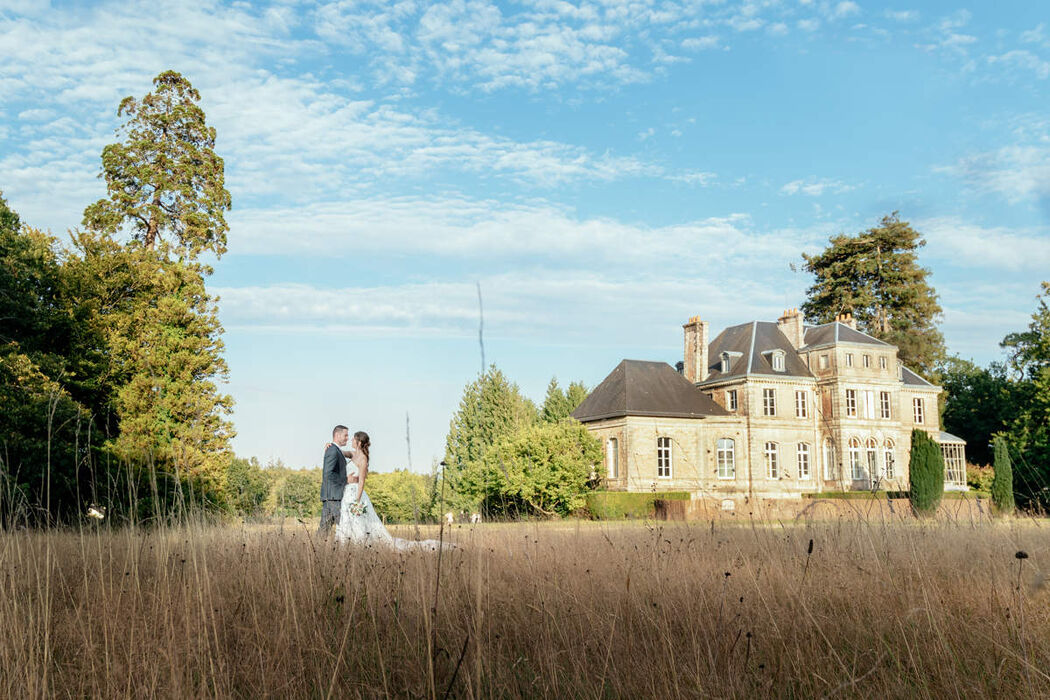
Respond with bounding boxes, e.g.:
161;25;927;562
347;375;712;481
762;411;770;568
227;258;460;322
938;357;1020;465
801;213;945;376
565;381;589;414
82;70;231;258
540;378;571;423
909;429;944;515
991;436;1015;515
444;366;537;510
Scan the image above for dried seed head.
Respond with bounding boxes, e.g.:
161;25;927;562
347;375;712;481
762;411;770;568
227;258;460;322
807;539;814;554
1016;551;1029;560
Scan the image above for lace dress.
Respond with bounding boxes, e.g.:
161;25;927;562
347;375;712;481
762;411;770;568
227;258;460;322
334;453;451;551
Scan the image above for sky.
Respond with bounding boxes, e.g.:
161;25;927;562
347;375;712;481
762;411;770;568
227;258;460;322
2;0;1049;472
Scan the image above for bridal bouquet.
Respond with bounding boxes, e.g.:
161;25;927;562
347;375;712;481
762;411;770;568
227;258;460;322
347;501;367;517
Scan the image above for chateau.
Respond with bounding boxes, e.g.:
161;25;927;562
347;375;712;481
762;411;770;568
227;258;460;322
572;309;967;501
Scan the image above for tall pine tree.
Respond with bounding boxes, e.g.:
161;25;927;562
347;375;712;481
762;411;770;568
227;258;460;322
802;213;945;376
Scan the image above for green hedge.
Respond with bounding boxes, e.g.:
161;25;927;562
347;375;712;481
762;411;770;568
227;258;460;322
803;490;989;500
585;491;690;519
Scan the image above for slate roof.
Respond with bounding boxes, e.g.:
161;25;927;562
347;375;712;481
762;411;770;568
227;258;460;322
902;366;935;387
572;360;729;423
802;322;893;349
701;321;814;383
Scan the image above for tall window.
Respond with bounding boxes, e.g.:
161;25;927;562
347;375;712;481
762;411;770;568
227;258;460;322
879;356;887;370
823;439;836;480
819;354;829;369
797;443;811;479
795;390;808;418
845;389;857;417
772;350;785;372
764;442;779;479
848;438;863;480
717;438;735;479
763;388;776;416
657;437;672;478
879;391;891;419
863;354;871;368
607;438;619;479
913;397;925;424
863;390;875;419
720;352;731;373
846;353;854;367
727;389;738;411
884;440;895;479
866;438;878;479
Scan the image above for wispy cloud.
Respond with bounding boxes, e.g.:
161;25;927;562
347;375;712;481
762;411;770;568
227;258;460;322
780;178;855;196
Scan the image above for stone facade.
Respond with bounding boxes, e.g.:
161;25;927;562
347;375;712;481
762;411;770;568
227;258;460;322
577;310;966;498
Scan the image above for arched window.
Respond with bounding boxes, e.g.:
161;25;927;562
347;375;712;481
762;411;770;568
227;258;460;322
772;350;786;372
797;443;811;479
883;440;895;479
866;438;878;479
607;437;619;479
823;439;836;480
721;352;731;373
764;441;779;479
848;437;863;481
717;438;735;479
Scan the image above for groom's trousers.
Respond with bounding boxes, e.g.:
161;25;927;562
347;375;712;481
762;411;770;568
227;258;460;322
318;499;341;537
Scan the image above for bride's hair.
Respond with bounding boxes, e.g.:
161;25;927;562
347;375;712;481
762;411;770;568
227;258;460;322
353;431;370;464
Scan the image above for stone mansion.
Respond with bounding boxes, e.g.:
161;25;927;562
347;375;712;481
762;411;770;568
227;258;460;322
572;309;967;499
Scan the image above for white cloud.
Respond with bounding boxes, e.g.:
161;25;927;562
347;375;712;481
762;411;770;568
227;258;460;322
681;35;720;51
780;178;855;196
830;2;861;20
987;50;1050;80
884;10;918;23
919;217;1050;272
940;143;1050;206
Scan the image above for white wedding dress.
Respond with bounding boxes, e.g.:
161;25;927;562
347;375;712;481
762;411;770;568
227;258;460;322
334;454;451;551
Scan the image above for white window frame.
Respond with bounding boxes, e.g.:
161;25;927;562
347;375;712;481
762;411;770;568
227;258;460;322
819;354;829;369
795;390;808;419
772;350;785;372
607;437;619;479
863;354;870;368
764;441;779;479
913;397;925;424
846;353;854;367
797;443;811;479
884;441;895;479
716;438;735;479
657;437;672;478
866;438;878;479
879;356;887;370
845;389;857;417
823;439;836;480
720;352;731;373
863;390;875;419
879;391;891;419
763;388;776;416
727;389;738;411
849;439;864;480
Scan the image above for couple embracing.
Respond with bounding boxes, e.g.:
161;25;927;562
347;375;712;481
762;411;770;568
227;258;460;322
317;425;449;551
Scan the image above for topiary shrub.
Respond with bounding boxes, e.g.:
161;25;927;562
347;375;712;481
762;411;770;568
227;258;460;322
991;436;1015;516
909;429;944;516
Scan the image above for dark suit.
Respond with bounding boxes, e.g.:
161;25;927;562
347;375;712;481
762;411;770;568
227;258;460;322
317;444;348;537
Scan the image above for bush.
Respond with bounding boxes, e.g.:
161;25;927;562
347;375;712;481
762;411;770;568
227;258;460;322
585;491;690;519
966;464;994;492
909;429;944;515
991;436;1015;515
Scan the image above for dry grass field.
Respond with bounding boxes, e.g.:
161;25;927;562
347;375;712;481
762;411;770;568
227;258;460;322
2;515;1048;698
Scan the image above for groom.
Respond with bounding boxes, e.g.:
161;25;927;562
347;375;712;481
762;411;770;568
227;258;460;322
318;424;353;538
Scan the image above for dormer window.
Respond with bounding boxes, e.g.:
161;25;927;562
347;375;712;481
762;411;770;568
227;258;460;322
772;350;786;372
720;352;731;373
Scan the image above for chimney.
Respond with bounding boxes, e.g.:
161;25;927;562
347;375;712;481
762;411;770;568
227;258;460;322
777;307;805;349
682;315;710;384
834;312;857;330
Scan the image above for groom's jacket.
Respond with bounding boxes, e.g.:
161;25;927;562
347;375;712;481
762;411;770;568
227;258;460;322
320;444;348;501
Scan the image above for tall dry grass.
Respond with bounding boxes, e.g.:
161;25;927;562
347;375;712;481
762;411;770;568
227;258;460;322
1;516;1047;698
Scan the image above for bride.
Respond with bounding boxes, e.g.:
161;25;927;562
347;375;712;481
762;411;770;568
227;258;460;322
334;431;452;551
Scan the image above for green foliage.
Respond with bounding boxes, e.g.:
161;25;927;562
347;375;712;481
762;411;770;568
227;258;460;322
939;357;1020;465
908;429;944;515
469;421;602;517
264;467;322;518
444;366;537;510
540;378;572;423
585;491;690;519
225;457;269;517
966;464;994;493
991;436;1015;515
801;213;946;376
366;469;439;523
565;381;588;413
82;71;231;258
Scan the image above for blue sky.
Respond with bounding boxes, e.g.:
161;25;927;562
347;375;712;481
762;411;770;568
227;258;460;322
2;0;1049;471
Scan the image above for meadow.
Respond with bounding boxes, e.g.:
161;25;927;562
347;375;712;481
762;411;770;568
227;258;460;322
2;514;1048;699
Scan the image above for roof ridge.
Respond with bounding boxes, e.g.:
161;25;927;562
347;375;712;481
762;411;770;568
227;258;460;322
746;321;757;375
